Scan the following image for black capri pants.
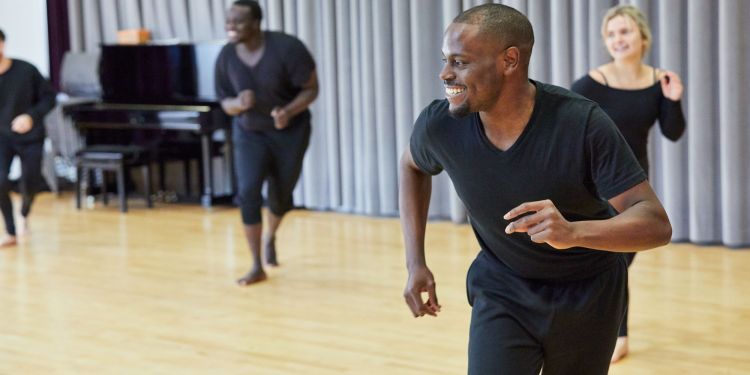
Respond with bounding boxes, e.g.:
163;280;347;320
233;121;311;225
466;250;627;375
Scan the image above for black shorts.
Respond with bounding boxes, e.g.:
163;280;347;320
466;250;627;375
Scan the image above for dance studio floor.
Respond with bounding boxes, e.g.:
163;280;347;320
1;194;748;374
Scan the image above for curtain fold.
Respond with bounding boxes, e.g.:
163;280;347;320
651;0;688;239
335;0;354;211
66;0;750;247
686;0;716;245
717;0;749;247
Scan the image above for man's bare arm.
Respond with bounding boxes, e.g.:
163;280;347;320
400;148;441;317
505;181;672;252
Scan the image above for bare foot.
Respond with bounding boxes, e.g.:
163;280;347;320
237;269;267;286
611;336;629;363
17;216;29;236
264;235;278;267
0;235;17;247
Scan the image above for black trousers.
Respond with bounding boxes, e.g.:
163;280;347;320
619;252;636;337
466;250;627;375
233;122;311;225
0;139;44;236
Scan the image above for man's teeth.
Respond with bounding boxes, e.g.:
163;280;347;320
446;87;465;96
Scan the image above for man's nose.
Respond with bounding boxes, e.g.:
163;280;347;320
439;64;455;81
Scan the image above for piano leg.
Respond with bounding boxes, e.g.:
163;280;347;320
200;133;213;208
101;171;109;205
76;166;83;209
142;164;153;208
184;160;191;196
117;164;127;213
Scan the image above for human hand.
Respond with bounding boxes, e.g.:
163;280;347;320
403;265;441;317
236;90;255;111
503;199;578;250
11;114;33;134
271;106;290;130
660;70;683;101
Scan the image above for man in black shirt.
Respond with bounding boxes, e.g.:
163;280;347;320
215;1;318;285
0;29;56;247
399;4;672;374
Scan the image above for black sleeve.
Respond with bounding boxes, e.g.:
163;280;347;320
658;97;686;141
283;37;316;88
409;105;443;175
570;76;588;96
585;105;647;200
27;67;56;124
214;46;235;101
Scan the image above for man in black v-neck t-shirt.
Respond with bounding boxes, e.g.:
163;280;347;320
399;5;672;374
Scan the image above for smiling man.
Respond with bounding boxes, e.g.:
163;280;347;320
399;4;672;374
215;0;318;286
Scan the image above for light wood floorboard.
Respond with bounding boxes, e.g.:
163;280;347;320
1;194;748;374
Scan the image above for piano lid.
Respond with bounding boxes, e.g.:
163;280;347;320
99;43;224;105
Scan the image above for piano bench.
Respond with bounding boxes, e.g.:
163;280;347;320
75;145;153;213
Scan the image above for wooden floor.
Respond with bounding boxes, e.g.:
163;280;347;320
1;194;749;374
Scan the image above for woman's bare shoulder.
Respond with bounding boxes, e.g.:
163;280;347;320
587;64;610;85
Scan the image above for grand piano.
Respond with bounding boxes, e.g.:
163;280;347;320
64;43;234;207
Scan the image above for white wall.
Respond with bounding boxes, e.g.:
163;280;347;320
0;0;49;76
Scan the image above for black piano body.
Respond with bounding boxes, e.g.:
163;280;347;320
64;43;234;207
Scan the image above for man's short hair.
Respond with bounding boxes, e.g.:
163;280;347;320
0;29;5;42
233;0;263;22
453;4;534;65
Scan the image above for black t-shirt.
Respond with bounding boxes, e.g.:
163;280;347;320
214;31;316;132
0;59;56;144
571;75;686;173
410;81;646;281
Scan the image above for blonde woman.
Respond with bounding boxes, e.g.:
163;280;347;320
572;5;686;363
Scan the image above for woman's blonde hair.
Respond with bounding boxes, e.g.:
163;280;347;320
601;5;652;56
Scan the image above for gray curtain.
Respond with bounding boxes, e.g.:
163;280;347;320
67;0;750;247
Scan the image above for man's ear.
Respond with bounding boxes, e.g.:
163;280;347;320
502;47;520;74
